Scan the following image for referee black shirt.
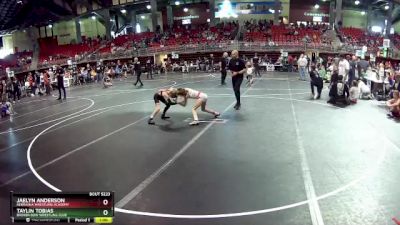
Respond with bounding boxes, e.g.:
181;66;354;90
228;58;246;75
56;68;64;86
134;61;141;71
253;56;259;65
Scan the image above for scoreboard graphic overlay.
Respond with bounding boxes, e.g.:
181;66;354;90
10;192;114;223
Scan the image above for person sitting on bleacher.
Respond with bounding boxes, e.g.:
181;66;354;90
327;75;350;105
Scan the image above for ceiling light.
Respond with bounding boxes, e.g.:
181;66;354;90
183;7;188;12
355;0;360;5
250;3;254;7
141;15;145;19
314;4;319;9
384;5;389;10
175;1;180;5
91;16;96;20
120;9;127;14
207;18;211;22
361;11;366;15
146;5;151;9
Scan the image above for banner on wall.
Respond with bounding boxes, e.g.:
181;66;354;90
303;12;329;17
217;1;275;15
171;52;179;59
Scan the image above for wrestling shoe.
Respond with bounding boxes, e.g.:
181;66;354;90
148;118;155;125
161;115;170;120
214;112;221;118
234;104;241;110
189;120;199;126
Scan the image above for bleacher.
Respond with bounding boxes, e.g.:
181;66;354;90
98;32;154;53
244;24;324;46
340;27;384;52
38;37;102;65
0;51;33;69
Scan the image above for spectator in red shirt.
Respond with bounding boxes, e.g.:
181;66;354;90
288;55;294;72
43;71;51;95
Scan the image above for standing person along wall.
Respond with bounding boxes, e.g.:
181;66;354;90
220;52;229;86
56;66;66;100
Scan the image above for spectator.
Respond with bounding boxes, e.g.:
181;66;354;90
309;65;323;99
6;78;13;100
357;57;369;79
103;74;113;88
220;52;229;85
389;74;400;97
1;100;13;117
146;58;153;79
357;79;372;100
298;54;308;81
338;56;350;82
0;80;5;102
44;70;51;95
28;73;36;96
348;55;357;85
252;53;261;77
387;90;400;119
349;80;359;103
318;64;327;81
328;75;350;105
287;55;294;72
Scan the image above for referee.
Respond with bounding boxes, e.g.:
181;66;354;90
228;50;246;110
56;66;66;100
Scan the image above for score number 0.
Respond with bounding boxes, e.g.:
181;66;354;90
103;199;109;216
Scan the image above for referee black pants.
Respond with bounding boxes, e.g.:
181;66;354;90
134;71;143;86
232;75;243;105
58;85;66;99
221;70;227;85
254;64;261;77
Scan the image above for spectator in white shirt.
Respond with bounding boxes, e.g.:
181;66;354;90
297;54;308;81
349;80;359;103
357;79;372;99
338;56;350;82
